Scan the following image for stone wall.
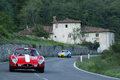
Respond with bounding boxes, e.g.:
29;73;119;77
0;44;97;62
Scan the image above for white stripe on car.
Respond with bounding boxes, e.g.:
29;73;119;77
25;54;30;62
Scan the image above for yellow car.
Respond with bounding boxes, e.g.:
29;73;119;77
58;50;71;58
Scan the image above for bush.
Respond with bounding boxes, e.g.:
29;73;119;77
76;42;120;78
0;11;17;33
111;43;120;53
101;50;111;59
0;25;11;38
31;24;49;39
81;41;99;50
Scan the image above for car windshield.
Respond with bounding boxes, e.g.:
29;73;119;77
62;50;68;52
14;49;39;56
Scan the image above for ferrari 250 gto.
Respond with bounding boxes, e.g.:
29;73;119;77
9;48;45;73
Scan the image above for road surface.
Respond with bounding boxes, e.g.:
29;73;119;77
0;55;119;80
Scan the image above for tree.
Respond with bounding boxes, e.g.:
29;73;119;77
81;41;100;50
69;28;81;44
0;0;14;18
0;25;11;38
31;24;49;39
0;11;16;33
19;0;43;29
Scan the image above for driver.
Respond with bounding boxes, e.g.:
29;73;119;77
30;50;36;56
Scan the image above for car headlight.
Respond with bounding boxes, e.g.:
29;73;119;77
12;58;17;63
38;59;44;64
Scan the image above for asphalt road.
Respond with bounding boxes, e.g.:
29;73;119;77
0;55;120;80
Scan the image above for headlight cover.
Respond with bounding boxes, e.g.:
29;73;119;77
38;59;44;64
12;58;17;63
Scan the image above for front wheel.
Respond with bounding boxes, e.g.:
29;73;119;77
9;64;14;72
37;66;44;73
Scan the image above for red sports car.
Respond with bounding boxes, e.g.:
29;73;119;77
9;48;45;73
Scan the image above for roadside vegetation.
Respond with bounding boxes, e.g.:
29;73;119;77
76;43;120;78
0;0;120;39
0;33;83;48
0;0;120;48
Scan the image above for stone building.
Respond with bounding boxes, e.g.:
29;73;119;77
51;17;115;52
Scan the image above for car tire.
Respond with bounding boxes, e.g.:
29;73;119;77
38;66;44;73
67;55;71;58
9;64;14;72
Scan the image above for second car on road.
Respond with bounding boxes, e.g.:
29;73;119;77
58;50;71;58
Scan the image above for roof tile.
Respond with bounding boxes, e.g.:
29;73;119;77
52;18;82;23
81;26;115;33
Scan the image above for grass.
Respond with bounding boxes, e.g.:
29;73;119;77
0;33;84;48
14;39;84;47
76;56;120;78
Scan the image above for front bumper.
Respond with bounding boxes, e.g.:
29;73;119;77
10;62;44;69
58;53;67;57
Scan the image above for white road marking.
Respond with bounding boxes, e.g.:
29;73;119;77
34;73;48;80
33;58;59;80
73;62;120;80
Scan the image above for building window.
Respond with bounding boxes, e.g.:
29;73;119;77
55;36;57;38
96;33;99;37
65;25;68;28
82;34;85;38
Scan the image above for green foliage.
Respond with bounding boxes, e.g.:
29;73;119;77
101;50;111;59
93;41;100;50
0;25;11;38
81;41;92;49
0;11;16;33
0;0;14;18
101;43;120;59
0;0;120;39
0;33;82;48
111;43;120;53
31;24;49;38
9;0;119;37
76;42;120;78
81;41;99;50
76;56;120;78
101;43;120;66
69;28;81;44
18;0;43;28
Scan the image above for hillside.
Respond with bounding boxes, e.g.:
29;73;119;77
0;0;120;41
0;34;83;48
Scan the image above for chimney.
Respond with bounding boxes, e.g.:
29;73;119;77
53;16;57;22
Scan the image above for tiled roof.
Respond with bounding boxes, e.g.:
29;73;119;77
18;26;114;35
18;26;53;35
52;18;82;23
81;26;115;33
18;28;32;35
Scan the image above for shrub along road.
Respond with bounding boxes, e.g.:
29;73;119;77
0;56;119;80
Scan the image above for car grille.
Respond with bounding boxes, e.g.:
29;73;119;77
23;64;33;67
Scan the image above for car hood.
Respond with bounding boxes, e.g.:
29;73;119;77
58;52;67;54
16;55;38;64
